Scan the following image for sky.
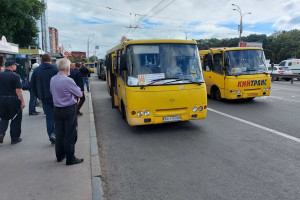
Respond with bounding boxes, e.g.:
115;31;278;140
45;0;300;58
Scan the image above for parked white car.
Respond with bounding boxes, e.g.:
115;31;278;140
268;65;293;81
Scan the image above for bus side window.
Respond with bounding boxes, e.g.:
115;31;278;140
213;54;222;74
203;54;212;71
288;62;292;66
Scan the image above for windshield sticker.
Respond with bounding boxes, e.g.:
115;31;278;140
231;68;242;73
128;76;139;85
138;73;165;85
237;79;267;87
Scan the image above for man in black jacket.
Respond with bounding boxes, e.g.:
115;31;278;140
79;62;90;92
31;54;59;144
69;62;85;115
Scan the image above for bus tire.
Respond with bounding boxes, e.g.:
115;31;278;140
121;102;127;122
215;88;222;101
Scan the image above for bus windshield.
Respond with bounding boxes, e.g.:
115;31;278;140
126;44;204;86
225;50;268;75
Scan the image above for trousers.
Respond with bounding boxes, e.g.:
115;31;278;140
42;98;56;140
53;104;78;161
29;89;37;114
0;110;22;141
0;96;22;141
83;77;90;92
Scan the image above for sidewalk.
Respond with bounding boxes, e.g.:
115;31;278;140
0;90;102;200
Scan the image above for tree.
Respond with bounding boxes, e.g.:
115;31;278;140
196;29;300;63
0;0;45;48
88;55;98;63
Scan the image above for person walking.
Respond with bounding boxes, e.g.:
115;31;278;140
50;58;84;165
0;60;25;145
28;63;40;115
69;62;85;116
80;62;90;92
31;54;59;144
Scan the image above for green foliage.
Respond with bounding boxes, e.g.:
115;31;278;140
0;0;45;48
88;55;98;62
196;29;300;63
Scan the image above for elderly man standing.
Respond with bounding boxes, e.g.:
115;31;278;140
0;60;25;144
31;54;58;144
50;58;83;165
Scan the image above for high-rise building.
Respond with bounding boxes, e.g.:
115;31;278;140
49;27;59;53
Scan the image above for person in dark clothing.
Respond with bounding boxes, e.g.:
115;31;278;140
28;63;40;115
69;62;85;115
31;54;59;144
0;60;25;145
79;62;90;92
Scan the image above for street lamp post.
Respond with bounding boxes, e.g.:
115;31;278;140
87;34;95;60
232;4;251;44
179;26;188;40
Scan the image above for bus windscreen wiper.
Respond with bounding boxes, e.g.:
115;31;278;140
140;78;202;89
140;78;180;89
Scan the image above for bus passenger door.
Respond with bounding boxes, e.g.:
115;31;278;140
112;55;119;108
117;52;127;115
202;54;213;95
211;53;225;98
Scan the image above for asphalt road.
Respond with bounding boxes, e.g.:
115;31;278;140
90;75;300;200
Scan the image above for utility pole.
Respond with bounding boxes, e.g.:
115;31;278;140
87;34;95;61
232;4;251;44
179;26;188;40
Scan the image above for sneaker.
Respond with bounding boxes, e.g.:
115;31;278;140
50;133;56;141
66;157;84;165
0;135;4;144
11;138;22;145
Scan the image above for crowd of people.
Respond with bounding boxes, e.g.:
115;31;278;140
0;54;91;166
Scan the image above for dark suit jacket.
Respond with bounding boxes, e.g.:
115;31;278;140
69;68;84;91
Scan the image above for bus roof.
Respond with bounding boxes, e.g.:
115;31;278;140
106;39;197;55
199;47;263;54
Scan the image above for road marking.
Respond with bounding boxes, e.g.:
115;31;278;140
208;108;300;143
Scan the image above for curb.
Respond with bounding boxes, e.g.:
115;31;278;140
89;92;104;200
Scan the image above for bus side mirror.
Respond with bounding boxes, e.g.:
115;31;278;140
120;54;127;71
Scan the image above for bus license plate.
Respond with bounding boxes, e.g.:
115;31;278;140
163;116;181;122
248;93;258;97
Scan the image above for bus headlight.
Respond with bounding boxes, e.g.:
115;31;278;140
193;107;197;112
233;90;237;94
137;111;143;117
144;110;150;116
237;90;241;94
198;106;203;111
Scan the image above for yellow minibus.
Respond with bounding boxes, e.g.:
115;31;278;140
106;39;207;126
199;47;271;100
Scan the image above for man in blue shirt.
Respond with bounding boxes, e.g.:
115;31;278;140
0;60;25;144
50;58;83;165
31;54;59;144
69;62;85;115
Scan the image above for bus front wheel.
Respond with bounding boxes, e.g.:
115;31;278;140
215;88;222;101
211;87;222;101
